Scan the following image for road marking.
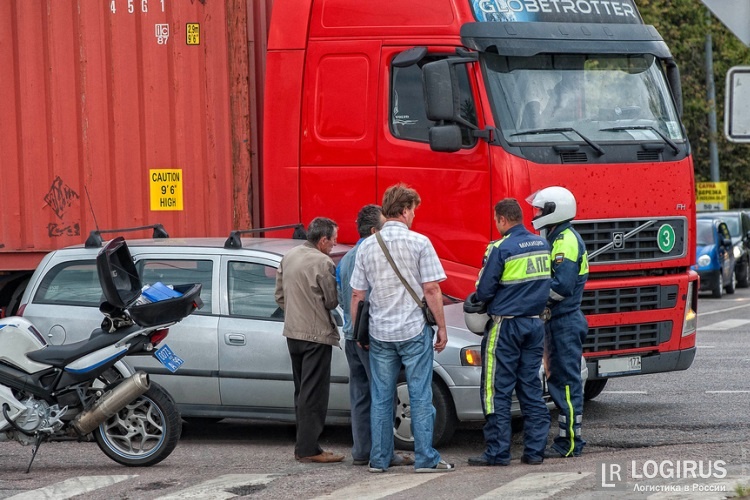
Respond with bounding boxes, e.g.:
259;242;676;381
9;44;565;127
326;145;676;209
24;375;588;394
474;472;590;500
154;474;277;500
6;475;136;500
312;473;441;499
697;345;715;348
699;302;750;317
603;391;648;395
705;390;750;394
700;319;750;331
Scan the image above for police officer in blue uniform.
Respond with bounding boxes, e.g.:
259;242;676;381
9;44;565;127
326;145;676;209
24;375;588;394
528;187;589;458
468;198;552;466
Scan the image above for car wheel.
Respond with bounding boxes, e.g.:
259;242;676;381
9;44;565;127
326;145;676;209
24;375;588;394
737;259;750;288
726;270;736;294
584;379;608;401
712;272;724;298
393;373;458;451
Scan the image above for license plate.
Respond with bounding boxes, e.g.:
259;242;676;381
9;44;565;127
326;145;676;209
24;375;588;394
154;344;184;373
598;356;641;377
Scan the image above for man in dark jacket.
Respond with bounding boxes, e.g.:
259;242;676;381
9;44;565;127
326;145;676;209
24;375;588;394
469;198;552;467
528;187;589;458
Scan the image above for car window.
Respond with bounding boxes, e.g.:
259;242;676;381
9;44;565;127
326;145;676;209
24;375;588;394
137;259;213;314
227;261;283;320
696;220;714;246
32;260;103;306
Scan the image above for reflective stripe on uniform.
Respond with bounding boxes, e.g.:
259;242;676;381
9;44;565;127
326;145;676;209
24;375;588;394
552;229;589;276
483;320;501;415
564;384;575;457
476;237;508;287
501;250;551;285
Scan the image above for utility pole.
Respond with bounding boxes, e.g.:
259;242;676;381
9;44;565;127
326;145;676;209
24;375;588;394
706;12;721;182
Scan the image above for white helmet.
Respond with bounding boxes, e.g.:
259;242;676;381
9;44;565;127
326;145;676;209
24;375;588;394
527;186;577;230
463;292;490;335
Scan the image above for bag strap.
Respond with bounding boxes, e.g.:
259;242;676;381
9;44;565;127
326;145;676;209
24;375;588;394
375;233;423;308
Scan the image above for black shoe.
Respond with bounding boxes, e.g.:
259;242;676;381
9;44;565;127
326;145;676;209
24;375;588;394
521;455;543;465
543;448;564;459
468;455;509;466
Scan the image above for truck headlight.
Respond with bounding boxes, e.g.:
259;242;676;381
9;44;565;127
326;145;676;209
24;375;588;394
682;281;697;337
698;254;711;267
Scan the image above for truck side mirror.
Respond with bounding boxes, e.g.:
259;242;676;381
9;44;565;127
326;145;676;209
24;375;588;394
423;60;456;122
665;59;683;118
429;125;463;153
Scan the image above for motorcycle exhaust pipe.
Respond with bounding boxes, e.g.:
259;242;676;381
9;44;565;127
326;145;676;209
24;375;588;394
72;371;150;435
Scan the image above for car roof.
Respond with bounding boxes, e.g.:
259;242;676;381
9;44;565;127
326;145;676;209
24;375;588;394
51;237;351;260
697;211;743;219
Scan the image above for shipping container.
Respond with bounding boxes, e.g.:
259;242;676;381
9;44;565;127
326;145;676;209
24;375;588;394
0;0;271;312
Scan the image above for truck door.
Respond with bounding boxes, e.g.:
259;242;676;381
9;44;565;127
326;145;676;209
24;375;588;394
378;47;492;292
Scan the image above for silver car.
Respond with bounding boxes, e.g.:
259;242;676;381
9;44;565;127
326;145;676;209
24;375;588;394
19;235;587;449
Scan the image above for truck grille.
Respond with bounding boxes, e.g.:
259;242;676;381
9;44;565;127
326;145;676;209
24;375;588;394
583;321;672;353
572;217;687;264
581;285;678;315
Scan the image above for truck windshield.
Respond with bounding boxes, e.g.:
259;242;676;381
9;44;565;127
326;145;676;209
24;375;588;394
482;53;685;146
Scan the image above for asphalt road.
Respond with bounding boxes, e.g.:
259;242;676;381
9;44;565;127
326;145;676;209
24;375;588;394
2;289;750;499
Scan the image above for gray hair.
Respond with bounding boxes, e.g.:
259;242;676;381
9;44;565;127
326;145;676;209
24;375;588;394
307;217;338;244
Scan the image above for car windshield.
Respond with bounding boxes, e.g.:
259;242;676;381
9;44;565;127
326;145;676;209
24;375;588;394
696;220;715;246
482;53;685;145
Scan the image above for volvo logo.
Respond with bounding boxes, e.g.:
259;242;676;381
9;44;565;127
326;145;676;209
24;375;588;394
613;232;625;249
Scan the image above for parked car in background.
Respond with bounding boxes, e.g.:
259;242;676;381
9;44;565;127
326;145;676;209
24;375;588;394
693;218;736;298
696;210;750;288
17;228;587;449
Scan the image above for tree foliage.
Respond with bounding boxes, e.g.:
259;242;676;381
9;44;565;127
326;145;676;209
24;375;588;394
639;0;750;206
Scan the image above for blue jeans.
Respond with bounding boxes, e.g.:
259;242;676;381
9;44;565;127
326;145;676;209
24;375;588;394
345;339;372;462
545;309;588;456
480;317;550;463
368;325;440;470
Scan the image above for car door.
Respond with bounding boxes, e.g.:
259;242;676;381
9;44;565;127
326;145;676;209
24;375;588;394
127;254;221;407
217;255;350;421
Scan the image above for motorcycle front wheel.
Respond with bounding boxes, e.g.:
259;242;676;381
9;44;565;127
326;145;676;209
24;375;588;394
94;382;182;467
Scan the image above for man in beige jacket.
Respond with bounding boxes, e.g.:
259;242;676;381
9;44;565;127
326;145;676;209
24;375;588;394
275;217;344;463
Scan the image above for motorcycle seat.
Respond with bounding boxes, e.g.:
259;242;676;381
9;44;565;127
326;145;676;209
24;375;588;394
26;325;141;368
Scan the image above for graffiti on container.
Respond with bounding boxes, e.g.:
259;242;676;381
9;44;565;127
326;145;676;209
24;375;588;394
44;176;81;237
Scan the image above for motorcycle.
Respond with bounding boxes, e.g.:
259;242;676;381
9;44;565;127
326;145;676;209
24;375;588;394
0;237;202;472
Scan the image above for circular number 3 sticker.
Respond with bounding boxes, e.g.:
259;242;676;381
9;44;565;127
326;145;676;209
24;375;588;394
658;224;676;253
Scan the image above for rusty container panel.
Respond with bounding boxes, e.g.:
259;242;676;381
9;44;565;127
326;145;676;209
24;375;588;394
0;0;270;271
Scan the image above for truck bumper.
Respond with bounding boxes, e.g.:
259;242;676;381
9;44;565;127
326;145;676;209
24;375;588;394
587;346;697;380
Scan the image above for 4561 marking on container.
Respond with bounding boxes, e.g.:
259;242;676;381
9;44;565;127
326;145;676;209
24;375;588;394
150;169;183;211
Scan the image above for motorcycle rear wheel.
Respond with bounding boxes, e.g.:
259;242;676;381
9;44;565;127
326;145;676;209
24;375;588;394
94;382;182;467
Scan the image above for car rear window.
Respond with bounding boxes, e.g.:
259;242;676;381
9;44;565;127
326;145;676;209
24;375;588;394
33;260;104;307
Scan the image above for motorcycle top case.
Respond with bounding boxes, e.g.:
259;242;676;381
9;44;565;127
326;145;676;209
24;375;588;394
97;237;202;326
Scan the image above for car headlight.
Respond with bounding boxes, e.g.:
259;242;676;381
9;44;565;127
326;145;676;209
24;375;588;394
734;246;742;260
460;347;482;366
698;254;711;267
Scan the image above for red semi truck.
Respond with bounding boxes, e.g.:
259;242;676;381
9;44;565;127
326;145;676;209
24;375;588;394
2;0;697;397
261;0;698;397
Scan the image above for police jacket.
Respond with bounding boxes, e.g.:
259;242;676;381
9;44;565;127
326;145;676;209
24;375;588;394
476;224;552;317
546;222;589;316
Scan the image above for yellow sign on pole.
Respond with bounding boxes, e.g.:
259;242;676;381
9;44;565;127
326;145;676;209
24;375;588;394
150;169;184;211
696;181;728;211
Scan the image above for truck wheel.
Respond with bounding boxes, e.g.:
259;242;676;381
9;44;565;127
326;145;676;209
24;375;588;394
712;273;724;298
393;373;457;451
584;379;608;401
726;270;736;294
95;383;182;467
